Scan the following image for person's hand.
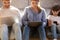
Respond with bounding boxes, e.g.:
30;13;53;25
48;20;53;27
57;21;59;25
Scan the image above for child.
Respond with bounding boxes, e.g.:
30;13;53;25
47;5;60;40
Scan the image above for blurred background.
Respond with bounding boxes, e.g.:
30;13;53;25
0;0;60;15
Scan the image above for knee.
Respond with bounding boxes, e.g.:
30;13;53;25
13;23;21;31
1;24;8;31
1;24;8;27
13;23;21;28
24;25;30;30
52;24;56;27
51;24;57;30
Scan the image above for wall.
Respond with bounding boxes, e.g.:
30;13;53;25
0;0;60;9
40;0;60;8
11;0;29;9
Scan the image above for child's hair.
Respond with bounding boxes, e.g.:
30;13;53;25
50;5;60;16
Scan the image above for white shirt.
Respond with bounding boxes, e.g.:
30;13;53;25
47;15;60;25
0;6;21;26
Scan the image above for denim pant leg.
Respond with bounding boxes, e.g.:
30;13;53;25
13;23;22;40
0;24;8;40
51;24;57;39
23;25;30;40
38;25;46;40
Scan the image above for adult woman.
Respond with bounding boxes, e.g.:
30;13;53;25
22;0;47;40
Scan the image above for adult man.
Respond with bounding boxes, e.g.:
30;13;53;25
0;0;22;40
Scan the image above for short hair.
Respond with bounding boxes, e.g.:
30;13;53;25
31;0;39;2
2;0;12;2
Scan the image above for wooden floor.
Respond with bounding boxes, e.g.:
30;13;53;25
30;38;60;40
9;33;60;40
29;37;60;40
9;38;60;40
0;36;60;40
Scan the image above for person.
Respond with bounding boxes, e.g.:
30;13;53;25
22;0;47;40
0;0;22;40
47;5;60;40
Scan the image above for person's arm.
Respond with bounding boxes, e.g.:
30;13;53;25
47;15;55;27
22;8;28;26
41;10;47;27
48;19;53;26
14;8;22;27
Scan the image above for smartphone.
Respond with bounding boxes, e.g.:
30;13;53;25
53;21;58;25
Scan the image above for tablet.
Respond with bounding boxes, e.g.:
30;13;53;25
28;22;42;27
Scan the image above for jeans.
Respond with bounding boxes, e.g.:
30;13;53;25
0;24;8;40
51;24;57;39
23;24;46;40
0;23;22;40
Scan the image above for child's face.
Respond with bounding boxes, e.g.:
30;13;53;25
2;0;10;8
52;10;60;16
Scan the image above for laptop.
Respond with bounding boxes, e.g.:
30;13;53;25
28;22;42;27
0;16;15;26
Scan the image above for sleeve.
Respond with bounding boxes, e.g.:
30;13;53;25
18;10;22;26
14;8;22;27
47;15;51;20
41;10;47;27
22;8;28;26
